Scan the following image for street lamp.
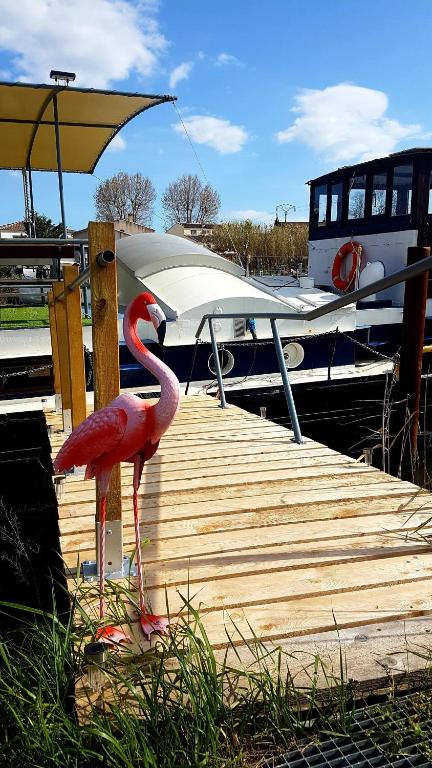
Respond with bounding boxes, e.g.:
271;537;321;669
275;203;296;225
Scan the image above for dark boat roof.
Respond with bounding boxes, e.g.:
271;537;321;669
308;147;432;185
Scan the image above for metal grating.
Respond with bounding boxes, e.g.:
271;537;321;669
266;696;432;767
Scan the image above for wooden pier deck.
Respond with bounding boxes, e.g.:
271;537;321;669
47;395;432;691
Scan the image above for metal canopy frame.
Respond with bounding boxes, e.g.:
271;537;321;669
0;79;176;238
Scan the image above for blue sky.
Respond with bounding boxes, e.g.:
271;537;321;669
0;0;430;231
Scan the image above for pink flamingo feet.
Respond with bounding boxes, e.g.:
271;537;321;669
140;612;169;640
95;625;132;647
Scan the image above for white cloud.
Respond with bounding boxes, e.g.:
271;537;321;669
0;0;167;88
216;52;241;67
169;61;193;89
107;134;127;152
173;115;248;154
276;84;422;163
227;209;275;225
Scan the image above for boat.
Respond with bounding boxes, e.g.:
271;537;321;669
119;149;432;397
307;147;432;358
115;231;358;392
112;148;432;457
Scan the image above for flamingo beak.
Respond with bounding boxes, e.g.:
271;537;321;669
157;320;166;346
148;303;166;346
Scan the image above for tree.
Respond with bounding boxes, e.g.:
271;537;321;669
211;220;308;274
94;172;156;226
162;174;220;226
34;212;63;238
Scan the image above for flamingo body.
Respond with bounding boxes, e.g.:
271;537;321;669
55;395;160;494
53;292;180;643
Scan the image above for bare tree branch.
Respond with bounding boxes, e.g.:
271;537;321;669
94;172;156;226
162;174;220;226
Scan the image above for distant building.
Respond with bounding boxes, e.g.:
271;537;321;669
73;217;154;241
166;222;215;243
0;220;28;239
273;219;308;232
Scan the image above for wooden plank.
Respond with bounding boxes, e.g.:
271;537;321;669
61;507;432;567
63;264;86;429
74;569;432;653
218;617;432;693
57;464;381;506
137;550;432;616
50;435;324;461
59;453;362;493
88;220;121;522
197;577;432;650
47;289;61;413
58;477;424;524
59;493;432;564
73;529;432;591
52;280;72;432
48;421;302;447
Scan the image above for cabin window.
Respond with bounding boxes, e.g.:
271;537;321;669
348;175;366;219
391;164;413;216
428;171;432;214
372;173;387;215
313;184;327;226
330;182;343;222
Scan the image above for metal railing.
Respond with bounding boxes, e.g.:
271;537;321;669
192;252;432;445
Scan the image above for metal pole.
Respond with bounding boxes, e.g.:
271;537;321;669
27;165;36;237
80;243;89;318
208;318;227;408
185;339;199;395
53;93;67;239
271;318;303;444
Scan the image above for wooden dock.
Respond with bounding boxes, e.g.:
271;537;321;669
47;394;432;692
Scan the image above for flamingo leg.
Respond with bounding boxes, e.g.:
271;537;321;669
133;456;169;640
99;494;107;620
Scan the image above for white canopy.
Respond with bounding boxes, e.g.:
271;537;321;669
116;233;356;344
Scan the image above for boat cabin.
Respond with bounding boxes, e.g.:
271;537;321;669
308;148;432;305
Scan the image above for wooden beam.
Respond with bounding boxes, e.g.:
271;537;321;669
88;221;121;523
47;289;61;414
52;280;72;432
63;264;86;429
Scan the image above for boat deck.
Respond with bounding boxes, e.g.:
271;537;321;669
47;394;432;692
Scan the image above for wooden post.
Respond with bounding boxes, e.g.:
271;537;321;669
52;280;72;432
88;221;122;531
63;264;87;429
392;246;430;482
48;289;62;414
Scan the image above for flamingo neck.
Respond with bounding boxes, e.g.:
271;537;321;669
123;309;180;438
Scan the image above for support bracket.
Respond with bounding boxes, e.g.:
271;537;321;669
81;519;136;581
82;556;137;582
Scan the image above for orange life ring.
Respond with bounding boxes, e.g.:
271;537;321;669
332;241;362;291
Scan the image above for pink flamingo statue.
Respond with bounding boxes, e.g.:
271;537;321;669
54;291;180;643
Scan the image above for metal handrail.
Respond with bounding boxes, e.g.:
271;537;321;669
193;252;432;446
0;238;87;246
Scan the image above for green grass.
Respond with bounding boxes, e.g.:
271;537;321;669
0;587;359;768
0;306;92;329
1;585;432;767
